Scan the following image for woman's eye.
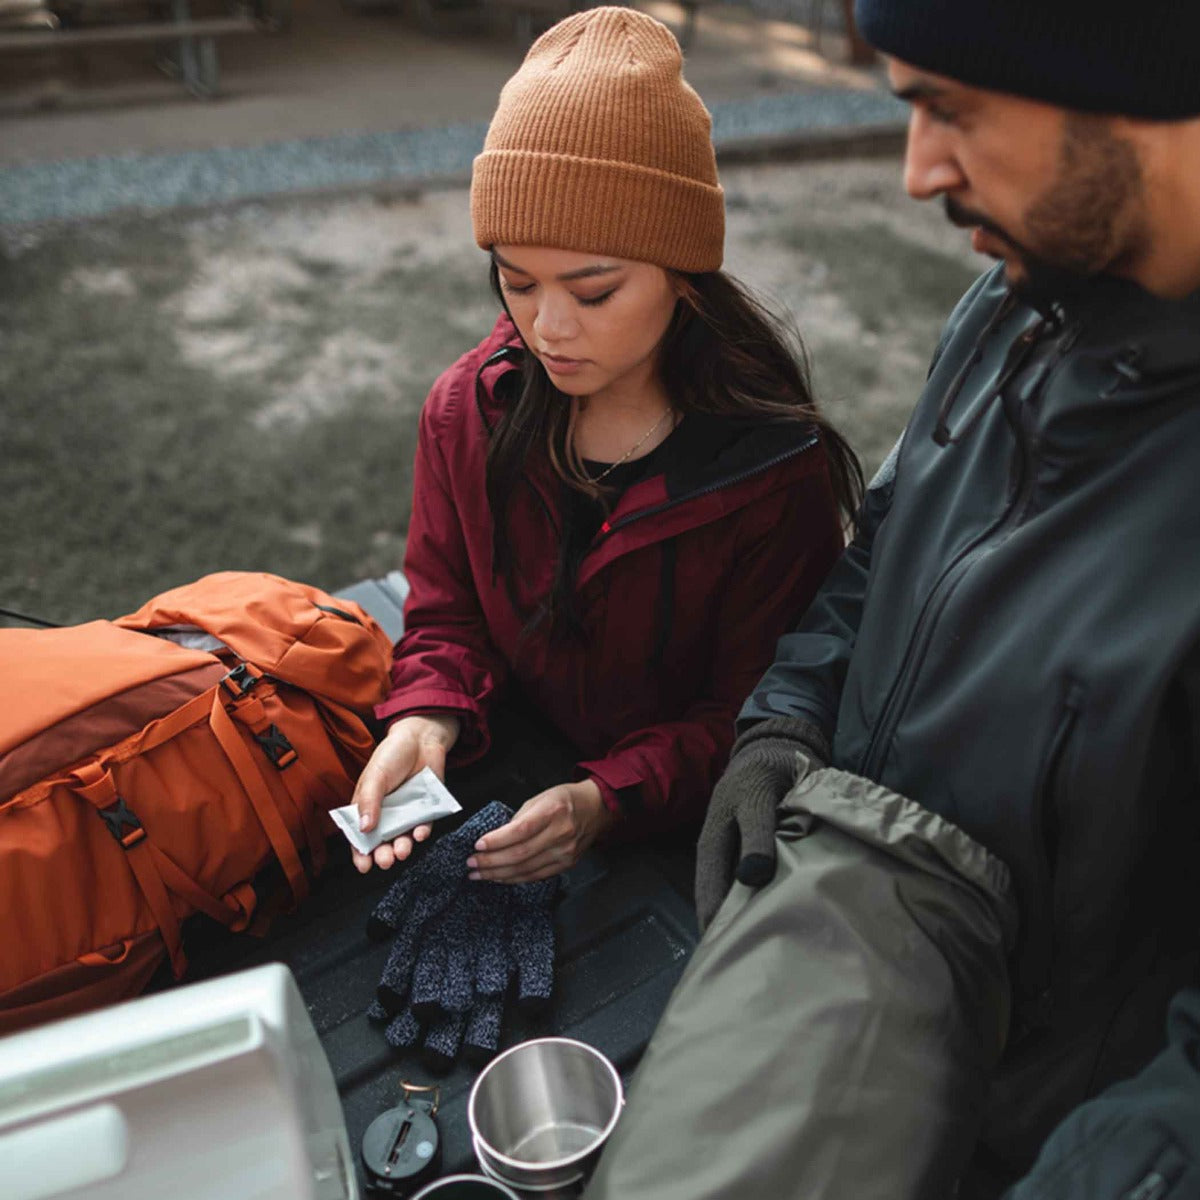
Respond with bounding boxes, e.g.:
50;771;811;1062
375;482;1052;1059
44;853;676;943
576;289;616;308
500;278;535;296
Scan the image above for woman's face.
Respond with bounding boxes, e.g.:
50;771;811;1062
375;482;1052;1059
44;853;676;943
493;245;680;403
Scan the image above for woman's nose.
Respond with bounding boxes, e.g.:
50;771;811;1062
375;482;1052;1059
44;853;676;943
532;290;578;345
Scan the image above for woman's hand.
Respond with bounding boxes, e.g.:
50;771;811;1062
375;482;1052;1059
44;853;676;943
351;713;461;873
467;779;615;883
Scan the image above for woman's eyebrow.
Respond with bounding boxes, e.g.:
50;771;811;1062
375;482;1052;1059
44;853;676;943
556;264;622;281
492;250;621;282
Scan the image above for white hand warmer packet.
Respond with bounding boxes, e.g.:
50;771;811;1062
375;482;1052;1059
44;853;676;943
331;767;462;856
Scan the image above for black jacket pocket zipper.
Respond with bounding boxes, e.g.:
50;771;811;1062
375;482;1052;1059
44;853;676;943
1015;677;1087;1029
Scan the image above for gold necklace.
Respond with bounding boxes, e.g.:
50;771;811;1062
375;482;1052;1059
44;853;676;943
584;408;675;484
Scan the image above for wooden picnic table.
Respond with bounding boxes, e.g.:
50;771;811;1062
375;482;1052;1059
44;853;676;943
0;0;275;99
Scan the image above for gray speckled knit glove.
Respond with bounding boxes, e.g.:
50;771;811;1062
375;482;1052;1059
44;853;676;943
407;874;560;1065
409;880;512;1018
367;801;514;941
372;802;514;1012
508;877;558;1013
695;717;829;931
368;801;561;1068
370;995;506;1072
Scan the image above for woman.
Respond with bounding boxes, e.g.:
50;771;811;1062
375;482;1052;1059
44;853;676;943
353;5;861;883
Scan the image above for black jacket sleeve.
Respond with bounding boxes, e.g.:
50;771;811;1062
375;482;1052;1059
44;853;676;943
736;436;899;739
735;266;1003;744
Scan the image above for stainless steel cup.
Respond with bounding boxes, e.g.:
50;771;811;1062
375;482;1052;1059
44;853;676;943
410;1174;521;1199
468;1038;624;1193
474;1143;584;1199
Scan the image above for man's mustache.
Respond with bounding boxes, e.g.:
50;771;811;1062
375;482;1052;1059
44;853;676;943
943;197;1012;245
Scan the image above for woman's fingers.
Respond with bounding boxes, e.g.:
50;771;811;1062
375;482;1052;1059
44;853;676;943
352;830;425;873
474;799;555;854
478;862;564;884
469;790;574;880
372;841;398;871
352;758;390;835
353;728;419;834
472;846;571;883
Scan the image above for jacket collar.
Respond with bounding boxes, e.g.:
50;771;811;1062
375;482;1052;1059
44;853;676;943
1056;273;1200;384
471;312;821;501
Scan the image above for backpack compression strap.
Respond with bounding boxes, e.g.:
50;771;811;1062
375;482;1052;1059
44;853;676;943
67;761;256;978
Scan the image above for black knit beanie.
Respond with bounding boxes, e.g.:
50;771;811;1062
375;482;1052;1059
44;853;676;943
855;0;1200;119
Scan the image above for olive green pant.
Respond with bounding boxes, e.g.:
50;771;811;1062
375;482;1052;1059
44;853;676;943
584;768;1018;1200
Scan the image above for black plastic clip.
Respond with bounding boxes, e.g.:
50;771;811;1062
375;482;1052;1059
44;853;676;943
99;796;145;849
220;663;259;699
254;724;297;770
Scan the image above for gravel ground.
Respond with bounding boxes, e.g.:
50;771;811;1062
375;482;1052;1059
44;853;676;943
0;89;904;226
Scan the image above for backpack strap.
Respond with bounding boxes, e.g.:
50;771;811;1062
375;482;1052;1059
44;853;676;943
208;693;310;906
124;674;325;884
70;761;190;978
69;762;259;979
218;664;334;876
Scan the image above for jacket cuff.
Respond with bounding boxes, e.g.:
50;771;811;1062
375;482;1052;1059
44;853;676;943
584;773;625;819
732;716;831;766
578;755;644;822
373;688;491;766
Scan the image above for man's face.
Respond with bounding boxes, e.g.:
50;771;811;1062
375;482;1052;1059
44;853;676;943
888;59;1151;305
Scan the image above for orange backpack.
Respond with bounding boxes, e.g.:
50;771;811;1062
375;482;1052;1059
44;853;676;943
0;571;394;1033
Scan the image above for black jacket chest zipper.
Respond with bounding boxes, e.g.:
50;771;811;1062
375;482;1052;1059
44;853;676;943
858;322;1081;781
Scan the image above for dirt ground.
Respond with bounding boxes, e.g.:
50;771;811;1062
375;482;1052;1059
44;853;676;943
0;155;982;623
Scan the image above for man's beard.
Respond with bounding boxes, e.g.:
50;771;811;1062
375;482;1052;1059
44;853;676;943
943;196;1090;311
943;115;1147;311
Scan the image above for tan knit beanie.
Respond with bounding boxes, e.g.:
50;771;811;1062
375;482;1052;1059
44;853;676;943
471;6;724;273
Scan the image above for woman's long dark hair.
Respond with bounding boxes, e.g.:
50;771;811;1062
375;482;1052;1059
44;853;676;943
484;260;864;627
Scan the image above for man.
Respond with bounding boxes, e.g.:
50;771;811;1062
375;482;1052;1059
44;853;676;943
585;3;1200;1198
688;0;1200;1194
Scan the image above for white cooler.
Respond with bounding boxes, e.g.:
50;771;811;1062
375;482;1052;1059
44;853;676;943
0;963;359;1200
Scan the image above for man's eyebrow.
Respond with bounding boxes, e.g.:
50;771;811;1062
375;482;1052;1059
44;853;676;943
891;81;949;103
492;250;622;282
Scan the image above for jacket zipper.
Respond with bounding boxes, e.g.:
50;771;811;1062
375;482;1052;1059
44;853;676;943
592;433;819;546
1126;1174;1170;1200
859;322;1081;780
1016;677;1085;1029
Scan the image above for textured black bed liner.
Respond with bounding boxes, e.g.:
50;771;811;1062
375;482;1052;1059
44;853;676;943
177;576;700;1192
182;836;697;1189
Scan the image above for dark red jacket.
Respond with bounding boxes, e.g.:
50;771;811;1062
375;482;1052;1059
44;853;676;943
376;315;844;832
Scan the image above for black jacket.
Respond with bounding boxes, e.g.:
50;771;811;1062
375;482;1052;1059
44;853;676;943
742;265;1200;1174
1004;988;1200;1200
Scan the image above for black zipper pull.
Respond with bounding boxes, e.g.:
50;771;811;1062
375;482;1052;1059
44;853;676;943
1101;344;1146;397
1125;1172;1170;1200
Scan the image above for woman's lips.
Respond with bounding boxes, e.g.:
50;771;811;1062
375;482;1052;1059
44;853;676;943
541;352;588;376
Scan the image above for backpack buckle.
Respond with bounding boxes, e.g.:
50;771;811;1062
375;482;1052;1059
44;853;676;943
220;663;259;699
254;724;297;770
99;796;146;849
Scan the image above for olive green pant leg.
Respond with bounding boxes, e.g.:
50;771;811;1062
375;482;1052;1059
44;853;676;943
585;769;1018;1200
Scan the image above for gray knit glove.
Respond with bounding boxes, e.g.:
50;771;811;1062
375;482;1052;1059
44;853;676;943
368;802;561;1069
370;802;513;1011
695;717;829;930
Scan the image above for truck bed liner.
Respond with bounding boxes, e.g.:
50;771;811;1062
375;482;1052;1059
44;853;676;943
181;831;698;1189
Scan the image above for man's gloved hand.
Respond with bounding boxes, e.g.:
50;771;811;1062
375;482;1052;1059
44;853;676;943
695;717;829;930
